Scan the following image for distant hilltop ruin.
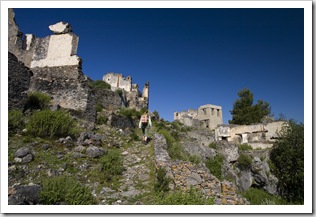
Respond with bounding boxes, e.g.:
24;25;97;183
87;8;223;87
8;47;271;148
174;104;223;130
103;72;149;110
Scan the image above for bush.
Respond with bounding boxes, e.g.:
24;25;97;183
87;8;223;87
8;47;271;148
205;154;224;180
26;110;76;138
154;167;171;193
188;155;201;164
40;176;95;205
243;187;287;205
8;109;24;130
26;91;51;110
118;107;145;119
155;187;214;205
238;143;253;151
237;153;252;170
96;103;103;112
100;149;124;181
209;142;217;149
158;129;176;145
269;121;304;204
89;80;111;90
96;115;108;125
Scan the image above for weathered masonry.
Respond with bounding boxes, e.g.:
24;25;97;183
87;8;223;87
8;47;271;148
215;121;286;149
174;104;223;130
103;72;149;110
8;9;95;121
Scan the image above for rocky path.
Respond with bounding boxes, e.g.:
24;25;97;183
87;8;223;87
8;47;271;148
99;139;154;205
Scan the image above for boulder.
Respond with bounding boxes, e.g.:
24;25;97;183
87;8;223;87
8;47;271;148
86;146;106;158
8;185;40;205
49;22;72;34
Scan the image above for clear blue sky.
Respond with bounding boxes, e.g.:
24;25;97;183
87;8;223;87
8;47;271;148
13;8;304;124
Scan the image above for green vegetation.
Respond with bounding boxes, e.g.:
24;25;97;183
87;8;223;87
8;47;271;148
269;121;304;204
115;89;123;96
100;149;124;182
229;88;271;125
238;143;253;151
243;187;288;205
88;80;111;90
155;187;214;205
26;109;77;138
40;175;95;205
237;153;253;170
96;115;108;125
118;107;146;119
205;154;224;180
95;103;103;112
8;109;24;130
26;91;51;110
208;142;217;149
154;167;171;193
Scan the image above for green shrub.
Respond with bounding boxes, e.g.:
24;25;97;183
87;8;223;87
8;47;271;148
40;176;95;205
243;187;287;205
96;115;108;125
238;143;253;151
96;103;103;112
26;109;76;138
118;107;144;119
159;129;176;145
237;153;253;170
89;80;111;90
269;121;304;204
188;155;201;164
100;149;124;181
209;142;217;149
152;110;160;120
115;89;123;96
26;91;51;110
154;167;171;193
205;154;224;180
155;187;214;205
8;109;24;130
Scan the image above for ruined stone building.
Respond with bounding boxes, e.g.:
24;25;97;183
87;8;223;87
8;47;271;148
8;8;149;122
174;104;223;130
102;72;149;110
215;121;286;149
8;8;95;120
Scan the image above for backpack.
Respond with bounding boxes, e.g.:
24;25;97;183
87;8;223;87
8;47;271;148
141;115;148;124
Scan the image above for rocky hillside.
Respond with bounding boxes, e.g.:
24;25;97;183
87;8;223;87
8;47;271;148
8;105;284;205
8;8;289;206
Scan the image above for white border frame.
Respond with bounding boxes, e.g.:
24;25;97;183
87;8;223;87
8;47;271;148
1;0;312;214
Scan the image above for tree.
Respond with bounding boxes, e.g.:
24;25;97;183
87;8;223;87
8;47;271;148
229;88;271;125
269;121;304;204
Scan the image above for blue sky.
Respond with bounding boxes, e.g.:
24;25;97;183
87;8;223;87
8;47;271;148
13;8;304;124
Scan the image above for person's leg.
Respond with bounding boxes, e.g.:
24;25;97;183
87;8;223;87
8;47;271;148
144;127;149;143
141;127;146;142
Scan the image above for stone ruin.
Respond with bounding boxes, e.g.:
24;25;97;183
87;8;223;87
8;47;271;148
215;121;286;149
174;104;223;130
8;9;149;122
8;9;95;119
103;72;149;110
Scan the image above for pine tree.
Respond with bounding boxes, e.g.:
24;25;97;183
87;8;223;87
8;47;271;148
229;88;271;125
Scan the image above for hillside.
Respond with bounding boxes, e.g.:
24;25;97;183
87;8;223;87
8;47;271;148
7;8;303;206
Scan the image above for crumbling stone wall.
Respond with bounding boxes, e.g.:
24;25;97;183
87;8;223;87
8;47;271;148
8;9;34;68
8;52;33;110
103;73;132;92
174;104;223;130
215;121;286;149
8;9;96;121
153;133;249;205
